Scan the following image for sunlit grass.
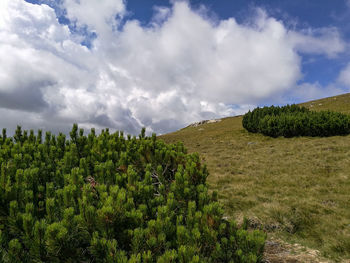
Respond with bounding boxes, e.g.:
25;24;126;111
160;94;350;261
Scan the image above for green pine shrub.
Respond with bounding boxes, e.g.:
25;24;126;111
242;104;350;137
0;125;266;262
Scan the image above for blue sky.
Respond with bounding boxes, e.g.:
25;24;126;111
1;0;350;135
128;0;350;29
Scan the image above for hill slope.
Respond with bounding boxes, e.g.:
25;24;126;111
160;93;350;262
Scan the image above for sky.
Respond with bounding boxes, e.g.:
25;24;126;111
1;0;350;135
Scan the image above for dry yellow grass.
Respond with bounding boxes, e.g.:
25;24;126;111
159;94;350;262
300;93;350;114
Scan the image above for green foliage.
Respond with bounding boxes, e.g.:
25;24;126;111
0;125;265;262
242;104;350;137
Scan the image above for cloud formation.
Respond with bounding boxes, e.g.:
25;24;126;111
339;63;350;87
0;0;347;135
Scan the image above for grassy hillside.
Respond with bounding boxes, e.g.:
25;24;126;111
300;93;350;114
160;93;350;262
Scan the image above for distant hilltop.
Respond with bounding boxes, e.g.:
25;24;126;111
186;118;222;128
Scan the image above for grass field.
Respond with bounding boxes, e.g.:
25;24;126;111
160;93;350;262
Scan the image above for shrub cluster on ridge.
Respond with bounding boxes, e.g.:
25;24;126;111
242;104;350;137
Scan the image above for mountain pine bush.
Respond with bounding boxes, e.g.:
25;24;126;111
242;105;350;137
0;125;266;262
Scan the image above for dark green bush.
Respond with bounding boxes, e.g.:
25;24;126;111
0;125;265;262
242;105;350;137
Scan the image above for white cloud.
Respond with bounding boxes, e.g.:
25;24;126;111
338;63;350;87
0;0;346;135
288;27;345;58
285;82;344;103
63;0;125;41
